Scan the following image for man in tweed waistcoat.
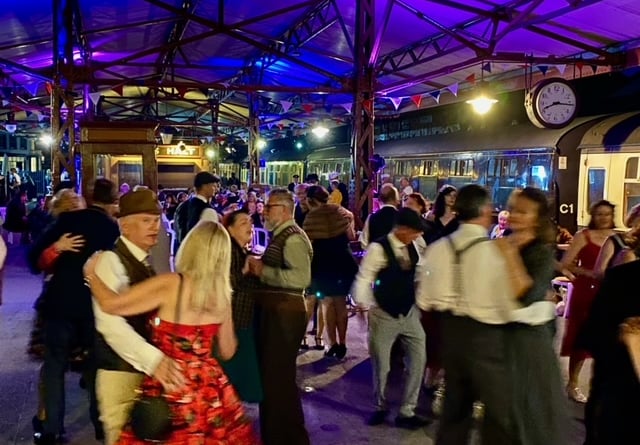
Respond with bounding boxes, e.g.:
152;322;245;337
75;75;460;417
245;188;313;445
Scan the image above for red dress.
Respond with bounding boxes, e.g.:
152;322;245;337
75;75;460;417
560;230;602;359
116;319;259;445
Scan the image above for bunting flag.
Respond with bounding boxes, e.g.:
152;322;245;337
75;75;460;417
576;61;584;72
219;81;230;89
278;123;285;130
266;122;274;130
411;95;423;108
205;136;214;143
590;64;598;74
339;102;352;114
482;62;492;73
362;98;374;114
112;84;124;96
556;64;567;75
302;103;314;113
446;83;459;96
324;104;333;113
25;110;33;118
1;99;8;107
299;122;306;128
45;82;53;95
388;97;403;110
430;90;441;104
177;87;188;98
538;65;549;76
38;112;47;122
465;73;476;86
24;82;40;96
280;100;292;113
88;92;103;105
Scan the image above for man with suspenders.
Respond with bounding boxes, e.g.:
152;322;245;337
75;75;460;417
416;185;519;445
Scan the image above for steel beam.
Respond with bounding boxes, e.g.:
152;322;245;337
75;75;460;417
247;93;260;184
351;0;375;228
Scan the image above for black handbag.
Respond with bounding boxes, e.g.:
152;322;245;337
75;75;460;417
129;273;184;442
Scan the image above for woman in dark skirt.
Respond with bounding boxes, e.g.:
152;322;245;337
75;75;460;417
500;187;568;445
220;210;263;402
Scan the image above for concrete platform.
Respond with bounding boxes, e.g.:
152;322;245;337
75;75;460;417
0;244;588;444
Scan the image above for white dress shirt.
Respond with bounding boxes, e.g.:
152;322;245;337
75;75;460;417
92;236;164;376
352;233;420;308
416;223;518;325
195;194;219;224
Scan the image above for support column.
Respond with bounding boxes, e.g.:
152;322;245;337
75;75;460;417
209;96;220;174
51;0;77;188
351;0;376;228
247;93;260;185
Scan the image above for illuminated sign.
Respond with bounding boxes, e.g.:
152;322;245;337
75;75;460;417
157;143;200;157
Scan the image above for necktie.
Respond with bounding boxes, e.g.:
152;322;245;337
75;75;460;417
142;256;155;276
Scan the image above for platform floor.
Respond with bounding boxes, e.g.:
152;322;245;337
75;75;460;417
0;244;589;444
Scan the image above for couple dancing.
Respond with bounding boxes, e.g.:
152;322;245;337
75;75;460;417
87;187;312;445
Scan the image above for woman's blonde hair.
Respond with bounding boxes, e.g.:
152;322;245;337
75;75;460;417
174;221;232;313
49;189;84;218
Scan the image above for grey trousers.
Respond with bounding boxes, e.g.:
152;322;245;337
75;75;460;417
368;305;426;417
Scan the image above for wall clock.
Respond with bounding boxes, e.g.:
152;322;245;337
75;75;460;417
525;78;578;129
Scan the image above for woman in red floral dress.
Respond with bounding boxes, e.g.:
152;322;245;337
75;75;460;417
84;221;259;445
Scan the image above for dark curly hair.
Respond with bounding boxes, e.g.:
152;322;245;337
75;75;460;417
433;185;457;219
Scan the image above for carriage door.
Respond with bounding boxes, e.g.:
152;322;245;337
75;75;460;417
577;152;611;228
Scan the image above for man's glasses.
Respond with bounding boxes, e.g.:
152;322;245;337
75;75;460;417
264;203;286;210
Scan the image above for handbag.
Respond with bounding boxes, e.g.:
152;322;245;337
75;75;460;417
129;273;184;442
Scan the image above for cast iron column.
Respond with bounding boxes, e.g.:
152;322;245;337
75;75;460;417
247;93;260;185
351;0;376;228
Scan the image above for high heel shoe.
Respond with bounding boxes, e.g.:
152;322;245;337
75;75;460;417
300;337;310;350
567;386;587;403
313;337;324;351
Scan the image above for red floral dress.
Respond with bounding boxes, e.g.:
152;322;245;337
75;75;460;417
116;319;259;445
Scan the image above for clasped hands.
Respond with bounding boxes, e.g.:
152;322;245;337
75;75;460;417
242;255;264;277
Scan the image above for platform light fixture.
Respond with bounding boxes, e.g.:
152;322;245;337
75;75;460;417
40;134;53;145
312;123;329;138
257;139;267;150
466;77;498;115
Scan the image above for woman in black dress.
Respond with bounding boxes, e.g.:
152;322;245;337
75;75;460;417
424;185;459;244
499;187;568;445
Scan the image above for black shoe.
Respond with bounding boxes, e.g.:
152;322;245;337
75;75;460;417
324;344;339;357
394;415;430;430
313;337;324;351
33;433;56;445
94;425;105;441
367;410;388;426
300;337;310;350
335;344;347;359
32;416;44;434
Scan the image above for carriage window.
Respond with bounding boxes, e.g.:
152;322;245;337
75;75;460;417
624;183;640;226
587;168;606;207
626;157;639;180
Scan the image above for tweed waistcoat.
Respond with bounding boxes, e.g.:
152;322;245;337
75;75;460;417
95;238;156;372
261;224;311;292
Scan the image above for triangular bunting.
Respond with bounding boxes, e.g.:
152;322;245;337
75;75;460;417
38;112;47;122
24;82;40;97
1;99;8;107
538;65;549;76
112;85;124;96
176;87;188;98
576;61;584;72
89;92;103;105
411;95;423;108
267;123;274;130
25;110;33;117
302;103;314;113
446;83;459;96
465;73;476;86
388;97;403;110
429;90;441;104
556;64;567;75
45;82;53;95
205;136;214;143
340;103;352;114
482;62;492;73
277;123;285;130
590;64;598;75
362;98;374;114
280;100;292;113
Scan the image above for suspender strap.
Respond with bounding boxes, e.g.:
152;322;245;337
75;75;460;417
446;236;489;299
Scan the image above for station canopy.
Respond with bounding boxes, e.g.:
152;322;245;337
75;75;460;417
2;0;640;141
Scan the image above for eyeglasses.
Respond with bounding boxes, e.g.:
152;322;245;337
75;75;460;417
264;203;286;210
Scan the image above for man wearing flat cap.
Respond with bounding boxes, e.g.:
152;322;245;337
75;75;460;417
91;188;185;445
351;207;429;430
29;178;121;445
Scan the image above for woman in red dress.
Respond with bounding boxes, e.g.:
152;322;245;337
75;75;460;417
84;221;259;445
559;200;615;403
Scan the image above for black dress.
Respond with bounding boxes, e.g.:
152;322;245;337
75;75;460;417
507;239;568;445
424;216;459;244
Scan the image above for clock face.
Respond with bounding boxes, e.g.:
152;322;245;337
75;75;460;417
535;81;577;126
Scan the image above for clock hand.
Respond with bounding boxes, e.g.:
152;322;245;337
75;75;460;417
543;101;574;110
